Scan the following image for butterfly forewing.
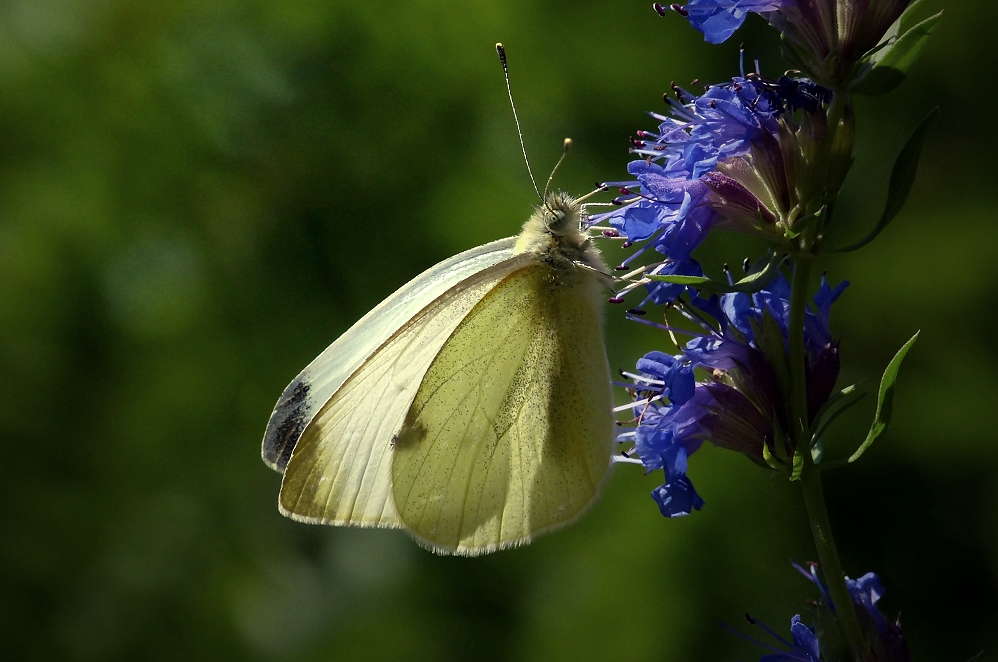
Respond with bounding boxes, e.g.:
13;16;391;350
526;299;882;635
390;262;614;555
278;254;536;528
262;237;518;472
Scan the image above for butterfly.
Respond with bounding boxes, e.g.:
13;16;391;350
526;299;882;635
261;189;616;555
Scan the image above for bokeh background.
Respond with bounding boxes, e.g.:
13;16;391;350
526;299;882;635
2;1;992;660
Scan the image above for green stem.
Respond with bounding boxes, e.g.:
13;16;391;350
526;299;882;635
825;89;848;147
800;459;865;655
788;253;865;656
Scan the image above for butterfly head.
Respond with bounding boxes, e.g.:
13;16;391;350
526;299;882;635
539;191;585;237
514;191;608;279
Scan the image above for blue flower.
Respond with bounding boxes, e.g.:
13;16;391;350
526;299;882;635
712;273;847;421
591;70;832;298
635;351;696;405
727;564;909;661
668;0;793;45
667;0;914;88
631;383;709;471
722;613;820;662
793;562;911;661
591;74;787;273
780;616;822;662
617;270;847;514
650;444;705;517
847;572;889;634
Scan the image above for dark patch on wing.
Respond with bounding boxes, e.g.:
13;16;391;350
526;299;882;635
393;420;427;451
263;379;311;472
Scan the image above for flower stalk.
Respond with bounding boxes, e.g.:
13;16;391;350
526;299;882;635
799;452;865;656
789;251;864;657
785;86;866;661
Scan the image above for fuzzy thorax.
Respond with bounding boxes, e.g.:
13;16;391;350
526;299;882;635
514;191;608;276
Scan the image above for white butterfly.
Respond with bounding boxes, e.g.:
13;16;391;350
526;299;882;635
261;191;616;556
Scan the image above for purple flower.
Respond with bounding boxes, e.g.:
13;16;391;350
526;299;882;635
715;273;846;417
670;0;794;44
779;616;822;662
794;562;911;662
727;564;909;661
636;351;696;405
669;0;915;87
847;572;889;634
722;613;820;662
650;444;705;517
591;78;777;271
590;71;830;296
617;270;847;515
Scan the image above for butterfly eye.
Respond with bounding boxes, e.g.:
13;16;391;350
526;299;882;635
546;209;567;231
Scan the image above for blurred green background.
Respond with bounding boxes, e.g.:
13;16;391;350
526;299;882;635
1;1;992;659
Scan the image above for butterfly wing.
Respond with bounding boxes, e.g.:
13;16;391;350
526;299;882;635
277;252;537;529
390;261;615;555
262;237;519;472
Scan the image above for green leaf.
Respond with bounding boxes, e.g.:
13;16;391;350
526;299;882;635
645;251;782;294
847;332;920;464
880;0;929;46
723;252;783;293
644;274;711;286
790;448;804;481
785;205;826;240
833;108;938;253
899;0;930;33
762;440;781;471
808;384;867;456
849;11;941;96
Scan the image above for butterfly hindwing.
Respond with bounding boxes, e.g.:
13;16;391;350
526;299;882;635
390;261;614;555
277;253;536;528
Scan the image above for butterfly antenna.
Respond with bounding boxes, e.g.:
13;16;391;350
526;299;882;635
496;43;540;198
543;138;571;199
